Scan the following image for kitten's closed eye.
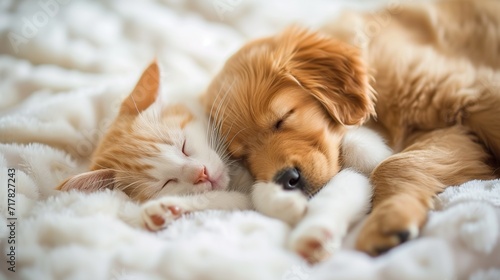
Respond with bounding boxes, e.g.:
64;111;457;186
163;179;178;189
182;139;188;156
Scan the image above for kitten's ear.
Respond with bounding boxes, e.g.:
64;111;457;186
56;169;115;192
120;61;160;115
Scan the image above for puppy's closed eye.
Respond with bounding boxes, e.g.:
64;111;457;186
274;119;284;130
273;109;294;131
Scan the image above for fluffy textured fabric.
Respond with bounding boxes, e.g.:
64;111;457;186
0;0;499;279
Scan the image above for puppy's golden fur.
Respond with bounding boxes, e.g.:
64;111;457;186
203;0;500;256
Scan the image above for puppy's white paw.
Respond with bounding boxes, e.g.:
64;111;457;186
289;221;344;263
274;191;308;225
252;182;308;226
141;199;187;231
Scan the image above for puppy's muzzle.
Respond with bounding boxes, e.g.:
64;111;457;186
274;167;306;192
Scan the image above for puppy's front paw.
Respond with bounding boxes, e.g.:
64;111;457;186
274;191;308;225
355;197;426;256
252;182;308;226
141;199;187;231
289;224;341;264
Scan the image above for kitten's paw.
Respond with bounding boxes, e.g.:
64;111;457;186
141;200;186;231
289;222;343;264
355;197;426;256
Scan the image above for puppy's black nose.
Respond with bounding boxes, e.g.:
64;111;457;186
274;168;304;191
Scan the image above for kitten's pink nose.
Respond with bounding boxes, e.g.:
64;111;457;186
194;167;209;184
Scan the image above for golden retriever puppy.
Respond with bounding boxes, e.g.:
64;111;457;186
203;0;500;257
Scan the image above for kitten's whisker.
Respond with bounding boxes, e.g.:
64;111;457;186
209;104;234;159
206;77;224;147
118;180;145;193
223;158;239;167
225;126;247;155
80;177;114;190
133;181;160;200
213;112;229;152
215;119;235;156
209;77;234;151
90;164;155;183
206;76;229;148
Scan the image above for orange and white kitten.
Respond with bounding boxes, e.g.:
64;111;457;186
57;62;252;230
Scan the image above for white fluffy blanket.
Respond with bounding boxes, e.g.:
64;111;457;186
0;1;499;279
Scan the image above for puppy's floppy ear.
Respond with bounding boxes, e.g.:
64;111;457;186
283;27;376;125
55;169;115;192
